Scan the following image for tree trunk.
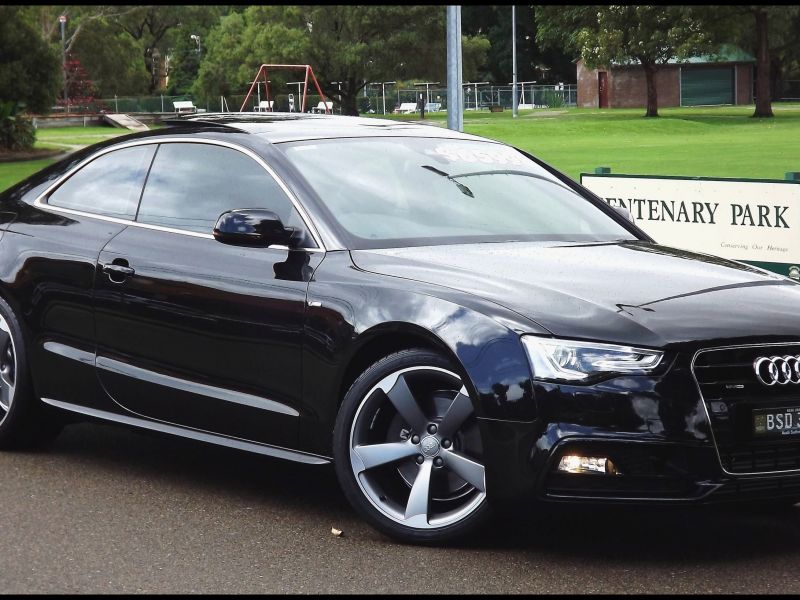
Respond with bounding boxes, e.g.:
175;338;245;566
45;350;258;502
753;9;774;118
643;63;659;118
339;92;359;116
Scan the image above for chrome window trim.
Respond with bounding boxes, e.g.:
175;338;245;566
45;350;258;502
32;136;326;252
691;341;800;477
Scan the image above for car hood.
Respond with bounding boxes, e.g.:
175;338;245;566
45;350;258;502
350;240;800;348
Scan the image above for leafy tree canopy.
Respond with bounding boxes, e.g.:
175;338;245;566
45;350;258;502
536;5;718;117
0;6;60;117
462;6;573;85
195;5;489;115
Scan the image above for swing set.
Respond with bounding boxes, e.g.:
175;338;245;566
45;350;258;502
239;64;331;114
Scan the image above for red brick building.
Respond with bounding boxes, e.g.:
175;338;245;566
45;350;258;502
577;47;755;109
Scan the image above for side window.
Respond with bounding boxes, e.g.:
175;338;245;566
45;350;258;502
47;145;156;219
136;143;304;236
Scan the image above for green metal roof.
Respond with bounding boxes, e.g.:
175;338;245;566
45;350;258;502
668;45;755;65
597;45;755;67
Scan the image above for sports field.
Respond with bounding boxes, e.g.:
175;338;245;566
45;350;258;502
407;104;800;181
0;127;131;191
1;105;799;191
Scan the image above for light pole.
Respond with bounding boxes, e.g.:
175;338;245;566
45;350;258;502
446;6;464;131
511;5;518;118
59;14;67;111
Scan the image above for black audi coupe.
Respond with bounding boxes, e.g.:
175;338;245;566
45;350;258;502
1;113;800;543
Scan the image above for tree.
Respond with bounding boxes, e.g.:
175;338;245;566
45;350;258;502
21;5;139;55
462;6;574;85
69;18;150;97
164;6;232;96
536;6;717;117
56;57;98;111
0;6;60;149
723;6;800;118
195;6;490;115
112;6;185;92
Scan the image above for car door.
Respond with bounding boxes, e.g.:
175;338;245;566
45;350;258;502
93;140;324;447
11;144;156;411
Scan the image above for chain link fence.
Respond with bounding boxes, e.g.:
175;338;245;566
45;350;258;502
362;84;577;114
48;84;577;116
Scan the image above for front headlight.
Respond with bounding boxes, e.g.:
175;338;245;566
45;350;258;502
521;336;664;383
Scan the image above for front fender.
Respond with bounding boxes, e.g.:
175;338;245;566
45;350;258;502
300;251;540;455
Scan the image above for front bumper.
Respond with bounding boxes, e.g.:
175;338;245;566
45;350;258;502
478;346;800;505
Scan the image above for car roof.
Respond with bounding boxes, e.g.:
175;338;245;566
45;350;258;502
163;112;498;145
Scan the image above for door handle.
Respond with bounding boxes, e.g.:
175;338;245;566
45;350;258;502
101;260;135;283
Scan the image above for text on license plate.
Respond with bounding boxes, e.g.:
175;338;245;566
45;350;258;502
754;406;800;437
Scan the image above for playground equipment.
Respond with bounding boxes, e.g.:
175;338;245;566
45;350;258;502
240;64;330;114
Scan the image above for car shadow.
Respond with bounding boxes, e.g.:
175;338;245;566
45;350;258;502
40;421;349;514
35;421;800;562
460;501;800;564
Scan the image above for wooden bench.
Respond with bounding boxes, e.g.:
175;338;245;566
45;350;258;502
172;100;196;114
425;102;442;112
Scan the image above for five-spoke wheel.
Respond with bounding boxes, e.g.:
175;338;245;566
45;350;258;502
0;314;16;425
335;349;490;543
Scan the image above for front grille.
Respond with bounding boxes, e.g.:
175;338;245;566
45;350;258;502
693;343;800;474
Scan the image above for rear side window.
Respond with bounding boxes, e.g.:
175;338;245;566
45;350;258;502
136;143;300;234
47;145;156;220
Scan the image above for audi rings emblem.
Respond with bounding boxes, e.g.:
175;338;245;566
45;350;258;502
754;355;800;386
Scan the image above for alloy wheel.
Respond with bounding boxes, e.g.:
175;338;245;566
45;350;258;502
348;366;486;529
0;314;16;423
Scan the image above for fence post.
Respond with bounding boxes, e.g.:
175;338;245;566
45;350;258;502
160;94;164;113
114;94;118;113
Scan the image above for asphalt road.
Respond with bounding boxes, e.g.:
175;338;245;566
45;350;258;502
2;421;800;594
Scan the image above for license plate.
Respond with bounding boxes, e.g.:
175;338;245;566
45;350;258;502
753;406;800;437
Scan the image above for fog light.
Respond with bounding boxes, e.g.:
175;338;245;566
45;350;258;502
557;455;620;475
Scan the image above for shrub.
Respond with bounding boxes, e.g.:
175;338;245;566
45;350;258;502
542;90;565;109
0;116;36;151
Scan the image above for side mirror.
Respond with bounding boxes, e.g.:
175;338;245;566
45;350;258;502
213;209;295;248
613;205;635;223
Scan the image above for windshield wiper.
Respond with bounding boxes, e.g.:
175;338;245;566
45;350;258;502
421;165;475;198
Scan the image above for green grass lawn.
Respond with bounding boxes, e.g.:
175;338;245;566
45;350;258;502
391;104;800;181
0;159;59;192
1;105;799;192
35;126;130;148
0;126;132;193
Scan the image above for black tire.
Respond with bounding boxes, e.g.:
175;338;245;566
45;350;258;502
0;295;63;449
333;348;491;544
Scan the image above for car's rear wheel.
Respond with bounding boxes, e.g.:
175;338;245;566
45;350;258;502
334;348;490;543
0;296;62;448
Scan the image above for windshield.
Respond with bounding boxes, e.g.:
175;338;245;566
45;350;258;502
280;137;637;249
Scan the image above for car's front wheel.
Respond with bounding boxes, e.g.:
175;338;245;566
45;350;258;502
334;349;490;543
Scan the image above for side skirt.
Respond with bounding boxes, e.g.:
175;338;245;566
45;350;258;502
41;397;332;465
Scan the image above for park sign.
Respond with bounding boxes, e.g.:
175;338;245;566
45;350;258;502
580;171;800;279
